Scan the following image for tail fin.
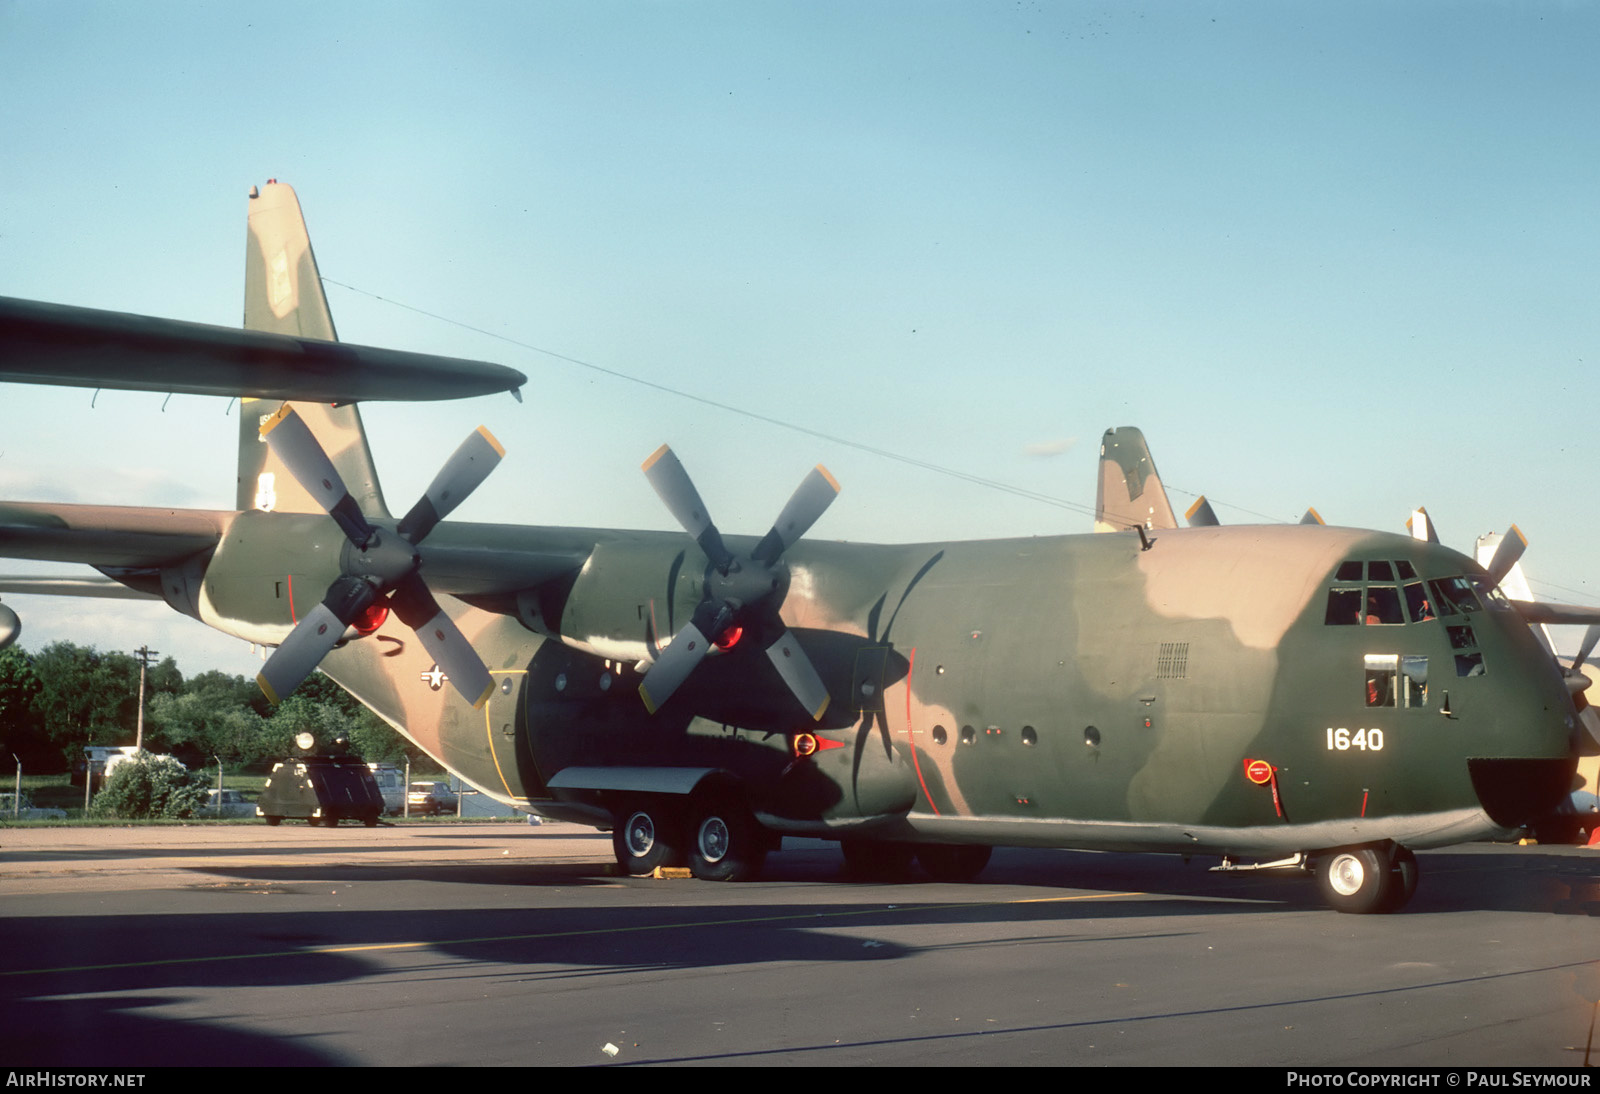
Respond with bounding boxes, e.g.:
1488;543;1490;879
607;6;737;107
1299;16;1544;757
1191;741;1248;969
1094;426;1178;533
237;181;389;518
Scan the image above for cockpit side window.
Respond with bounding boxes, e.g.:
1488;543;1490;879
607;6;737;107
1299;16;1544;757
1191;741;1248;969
1430;577;1482;614
1403;582;1434;622
1326;588;1362;626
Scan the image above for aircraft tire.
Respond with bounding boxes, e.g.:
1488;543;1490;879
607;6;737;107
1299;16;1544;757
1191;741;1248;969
915;843;992;882
1377;846;1419;913
841;839;915;880
263;815;281;826
363;814;379;828
1316;847;1393;914
687;798;766;882
613;803;684;876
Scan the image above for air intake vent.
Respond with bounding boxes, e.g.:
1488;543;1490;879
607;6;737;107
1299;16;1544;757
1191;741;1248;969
1156;642;1189;679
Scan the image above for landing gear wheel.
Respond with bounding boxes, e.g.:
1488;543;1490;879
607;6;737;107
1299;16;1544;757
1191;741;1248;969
1317;846;1405;914
324;815;339;828
1378;846;1419;913
841;839;915;880
916;844;992;882
263;815;282;826
363;815;379;828
687;799;766;882
612;804;684;876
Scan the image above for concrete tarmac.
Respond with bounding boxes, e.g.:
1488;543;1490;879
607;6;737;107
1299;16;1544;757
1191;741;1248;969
0;823;1595;1067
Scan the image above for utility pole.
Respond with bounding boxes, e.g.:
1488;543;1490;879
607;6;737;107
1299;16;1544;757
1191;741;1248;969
132;645;159;751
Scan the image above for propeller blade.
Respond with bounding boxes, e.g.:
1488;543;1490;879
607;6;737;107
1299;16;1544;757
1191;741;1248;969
397;426;505;544
1300;507;1325;526
639;621;713;714
1406;506;1438;543
259;405;375;546
1184;496;1219;528
1484;524;1527;587
391;574;494;708
258;603;351;704
753;466;840;564
642;445;733;571
1574;624;1600;673
764;629;831;720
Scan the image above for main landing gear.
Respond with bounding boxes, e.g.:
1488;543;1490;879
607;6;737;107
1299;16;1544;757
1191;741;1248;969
610;794;769;882
1314;843;1419;914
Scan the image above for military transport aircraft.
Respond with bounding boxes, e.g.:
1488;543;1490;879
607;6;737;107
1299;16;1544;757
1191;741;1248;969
1;181;1593;914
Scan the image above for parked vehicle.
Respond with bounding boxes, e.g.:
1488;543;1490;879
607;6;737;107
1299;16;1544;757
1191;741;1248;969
257;746;384;827
407;781;458;817
205;789;255;818
367;764;406;815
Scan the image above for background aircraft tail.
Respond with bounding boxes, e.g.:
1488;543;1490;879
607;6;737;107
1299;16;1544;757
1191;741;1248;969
1094;426;1177;533
237;181;390;518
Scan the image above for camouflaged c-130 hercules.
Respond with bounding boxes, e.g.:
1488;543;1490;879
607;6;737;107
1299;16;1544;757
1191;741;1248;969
0;181;1593;913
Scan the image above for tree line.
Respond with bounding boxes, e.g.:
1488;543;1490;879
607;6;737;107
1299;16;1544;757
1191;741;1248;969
0;641;434;774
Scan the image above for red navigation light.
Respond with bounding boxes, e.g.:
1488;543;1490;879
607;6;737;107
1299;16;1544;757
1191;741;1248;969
792;733;847;758
714;625;743;651
354;601;390;636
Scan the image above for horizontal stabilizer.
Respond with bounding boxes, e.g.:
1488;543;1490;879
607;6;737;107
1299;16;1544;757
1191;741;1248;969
0;296;526;404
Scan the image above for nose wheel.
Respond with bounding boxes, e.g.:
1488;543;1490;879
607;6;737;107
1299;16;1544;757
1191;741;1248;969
1316;844;1418;913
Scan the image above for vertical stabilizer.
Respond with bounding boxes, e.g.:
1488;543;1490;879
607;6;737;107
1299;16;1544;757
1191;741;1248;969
237;181;389;518
1094;426;1178;533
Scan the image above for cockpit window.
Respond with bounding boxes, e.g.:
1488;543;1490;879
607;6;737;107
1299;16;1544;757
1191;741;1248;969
1430;577;1482;614
1326;588;1362;625
1403;582;1434;623
1364;587;1404;625
1336;561;1363;582
1369;561;1394;582
1470;577;1512;610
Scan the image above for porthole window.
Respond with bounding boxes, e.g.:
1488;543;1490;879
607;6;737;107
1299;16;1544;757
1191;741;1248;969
932;724;947;745
960;725;976;745
1021;726;1037;746
1084;726;1101;747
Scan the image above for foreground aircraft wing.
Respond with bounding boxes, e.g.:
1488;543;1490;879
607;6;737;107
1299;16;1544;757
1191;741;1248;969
0;502;227;568
0;574;159;599
0;296;527;404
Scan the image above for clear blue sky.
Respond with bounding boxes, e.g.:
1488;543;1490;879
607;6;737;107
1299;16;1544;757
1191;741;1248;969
2;1;1597;675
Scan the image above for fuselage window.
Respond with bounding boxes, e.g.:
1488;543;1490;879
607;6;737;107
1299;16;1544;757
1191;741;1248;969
1456;652;1486;676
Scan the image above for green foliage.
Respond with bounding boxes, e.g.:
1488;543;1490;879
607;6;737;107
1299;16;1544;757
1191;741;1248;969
90;752;210;819
4;638;432;774
0;648;48;771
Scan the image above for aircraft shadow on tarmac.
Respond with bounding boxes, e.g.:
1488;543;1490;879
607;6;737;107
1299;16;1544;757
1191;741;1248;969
3;845;1593;1066
178;842;1600;916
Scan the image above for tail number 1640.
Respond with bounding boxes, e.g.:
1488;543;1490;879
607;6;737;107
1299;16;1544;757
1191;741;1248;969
1326;727;1384;751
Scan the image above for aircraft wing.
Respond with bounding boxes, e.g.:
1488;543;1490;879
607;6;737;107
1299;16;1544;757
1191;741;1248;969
0;574;159;599
0;502;228;568
0;296;527;404
1510;600;1600;627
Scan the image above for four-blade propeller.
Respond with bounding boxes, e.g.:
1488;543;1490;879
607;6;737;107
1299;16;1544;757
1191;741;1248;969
255;405;503;709
637;444;837;719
